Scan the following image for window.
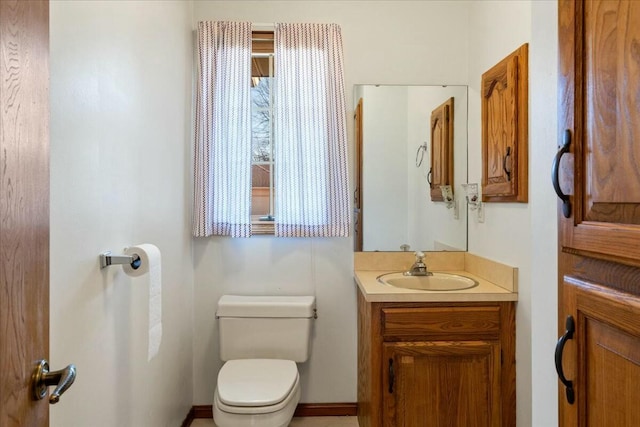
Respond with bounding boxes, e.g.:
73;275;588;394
193;22;351;238
250;31;275;234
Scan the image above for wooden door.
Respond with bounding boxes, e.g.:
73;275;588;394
429;98;454;202
1;0;50;425
383;341;501;427
557;1;640;425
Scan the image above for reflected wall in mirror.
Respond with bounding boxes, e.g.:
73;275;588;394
354;85;468;252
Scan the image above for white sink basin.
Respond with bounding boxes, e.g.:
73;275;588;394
377;272;479;291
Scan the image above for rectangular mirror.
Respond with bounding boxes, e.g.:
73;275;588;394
354;85;468;252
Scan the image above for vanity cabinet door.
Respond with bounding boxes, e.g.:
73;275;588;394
382;341;501;427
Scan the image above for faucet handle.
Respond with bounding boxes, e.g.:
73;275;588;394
415;251;425;260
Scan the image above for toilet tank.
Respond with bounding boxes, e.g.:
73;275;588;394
216;295;316;362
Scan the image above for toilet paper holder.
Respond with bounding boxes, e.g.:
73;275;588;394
99;251;142;270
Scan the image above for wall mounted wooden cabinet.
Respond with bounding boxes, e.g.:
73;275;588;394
429;97;454;201
481;43;528;203
357;292;516;427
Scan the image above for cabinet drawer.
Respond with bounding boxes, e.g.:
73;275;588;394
381;306;501;339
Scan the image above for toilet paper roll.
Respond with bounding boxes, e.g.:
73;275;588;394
124;243;162;361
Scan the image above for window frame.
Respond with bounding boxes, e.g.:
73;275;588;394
250;31;276;235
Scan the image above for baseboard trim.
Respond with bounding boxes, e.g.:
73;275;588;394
192;405;214;419
184;402;357;424
180;407;195;427
294;403;358;417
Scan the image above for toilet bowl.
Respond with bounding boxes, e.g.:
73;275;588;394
213;295;315;427
213;359;300;427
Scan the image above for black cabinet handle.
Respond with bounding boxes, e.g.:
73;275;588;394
503;146;512;181
427;168;433;187
552;130;572;218
555;315;575;404
388;358;394;394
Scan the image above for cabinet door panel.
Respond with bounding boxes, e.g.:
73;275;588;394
383;341;501;427
481;44;528;203
561;277;640;426
559;0;640;265
430;98;454;201
584;318;640;426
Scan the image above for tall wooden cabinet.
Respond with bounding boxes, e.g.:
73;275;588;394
557;1;640;425
358;292;516;427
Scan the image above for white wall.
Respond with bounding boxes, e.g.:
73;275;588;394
466;1;533;424
192;1;470;404
406;86;468;251
466;1;558;426
49;2;194;426
47;1;560;425
362;86;409;251
530;2;559;426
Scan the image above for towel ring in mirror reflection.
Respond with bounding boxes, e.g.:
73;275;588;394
415;143;428;167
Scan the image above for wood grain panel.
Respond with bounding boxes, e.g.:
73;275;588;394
429;97;454;202
584;0;640;208
481;44;528;203
357;298;515;427
562;278;640;427
357;290;384;427
0;0;50;425
498;302;516;427
382;306;501;339
383;341;501;427
559;0;640;266
555;2;640;424
584;319;640;426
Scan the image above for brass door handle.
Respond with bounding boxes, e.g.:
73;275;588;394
32;360;76;404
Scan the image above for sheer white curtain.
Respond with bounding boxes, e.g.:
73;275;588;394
193;21;253;237
274;23;351;237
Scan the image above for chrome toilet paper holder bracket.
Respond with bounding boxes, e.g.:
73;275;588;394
99;251;142;270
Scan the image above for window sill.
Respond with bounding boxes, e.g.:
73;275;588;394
251;215;275;235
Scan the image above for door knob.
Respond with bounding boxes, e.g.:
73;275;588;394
32;360;76;404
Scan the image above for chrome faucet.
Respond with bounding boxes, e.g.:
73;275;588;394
405;251;432;276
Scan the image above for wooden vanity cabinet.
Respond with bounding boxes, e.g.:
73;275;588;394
357;292;516;427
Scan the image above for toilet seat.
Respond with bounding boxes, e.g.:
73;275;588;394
214;374;299;416
217;359;298;409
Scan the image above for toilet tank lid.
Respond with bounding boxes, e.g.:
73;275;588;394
216;295;316;318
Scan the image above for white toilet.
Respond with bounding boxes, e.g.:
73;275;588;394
213;295;316;427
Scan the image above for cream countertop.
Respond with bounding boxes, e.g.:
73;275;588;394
355;269;518;303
